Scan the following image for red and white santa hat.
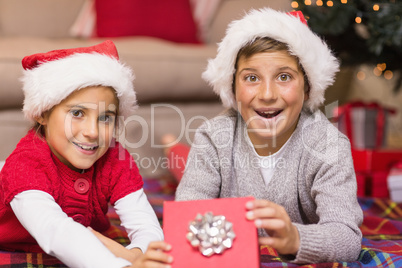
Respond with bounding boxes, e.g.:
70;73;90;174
202;8;340;112
21;40;136;121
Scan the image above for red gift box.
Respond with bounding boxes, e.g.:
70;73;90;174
352;149;402;173
163;197;260;268
355;171;389;198
333;102;400;198
333;101;395;149
352;149;402;197
371;171;390;198
355;171;367;197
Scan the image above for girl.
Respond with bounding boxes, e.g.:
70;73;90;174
0;41;172;268
174;8;363;264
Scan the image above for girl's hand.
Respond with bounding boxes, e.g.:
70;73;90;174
130;241;173;268
245;199;300;256
89;228;173;267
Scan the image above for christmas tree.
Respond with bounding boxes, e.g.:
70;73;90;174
293;0;402;92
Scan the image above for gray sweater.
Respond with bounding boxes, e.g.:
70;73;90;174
176;108;363;264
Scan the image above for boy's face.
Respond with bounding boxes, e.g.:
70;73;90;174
39;86;118;172
234;51;307;155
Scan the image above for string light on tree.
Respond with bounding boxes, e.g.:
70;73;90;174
293;0;402;92
373;66;382;77
377;63;386;72
357;71;366;81
384;70;393;80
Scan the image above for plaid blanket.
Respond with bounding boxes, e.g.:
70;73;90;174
260;197;402;268
1;176;402;268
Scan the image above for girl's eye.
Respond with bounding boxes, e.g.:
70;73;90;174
245;75;259;82
70;110;83;117
278;74;291;82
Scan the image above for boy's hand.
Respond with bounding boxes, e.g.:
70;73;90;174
130;241;173;268
245;199;300;256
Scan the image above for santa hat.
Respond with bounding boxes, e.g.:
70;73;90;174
21;40;136;121
202;8;340;112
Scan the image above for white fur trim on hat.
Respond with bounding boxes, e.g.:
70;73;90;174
21;52;136;121
202;8;340;112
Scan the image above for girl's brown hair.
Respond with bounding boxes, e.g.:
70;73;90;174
32;86;120;138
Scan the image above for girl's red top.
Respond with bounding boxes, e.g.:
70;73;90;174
0;129;143;252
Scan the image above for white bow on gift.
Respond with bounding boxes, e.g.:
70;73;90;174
186;212;236;257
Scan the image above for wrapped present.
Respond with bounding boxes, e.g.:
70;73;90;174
356;171;389;198
352;149;402;173
163;197;259;268
355;171;367;197
387;162;402;203
352;150;373;173
352;150;402;198
333;102;395;149
371;171;390;198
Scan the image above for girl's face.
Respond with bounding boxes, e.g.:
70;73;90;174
234;51;307;155
39;86;118;172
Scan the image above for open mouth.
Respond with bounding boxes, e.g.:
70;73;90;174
72;142;99;151
255;109;283;119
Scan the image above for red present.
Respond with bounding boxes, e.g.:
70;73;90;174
355;172;367;197
355;171;389;198
163;197;259;268
333;101;395;149
352;150;373;173
352;149;402;173
371;171;390;198
370;150;402;171
352;150;402;198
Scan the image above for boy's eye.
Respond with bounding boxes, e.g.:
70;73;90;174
278;74;291;82
70;110;83;117
99;115;115;123
245;75;259;82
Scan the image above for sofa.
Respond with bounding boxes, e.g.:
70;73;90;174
0;0;292;177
